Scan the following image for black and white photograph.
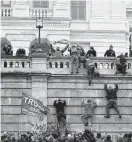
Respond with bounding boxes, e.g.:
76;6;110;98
1;0;132;141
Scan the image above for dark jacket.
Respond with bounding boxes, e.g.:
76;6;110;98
86;50;96;57
104;50;116;57
104;84;118;100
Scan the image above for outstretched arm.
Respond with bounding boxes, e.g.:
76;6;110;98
91;100;97;108
114;84;118;92
50;44;56;52
81;99;85;107
61;44;69;53
104;51;107;57
104;84;108;91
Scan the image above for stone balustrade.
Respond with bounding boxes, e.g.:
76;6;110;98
1;8;53;17
1;8;12;17
1;57;31;69
1;56;132;75
47;56;132;69
29;8;53;17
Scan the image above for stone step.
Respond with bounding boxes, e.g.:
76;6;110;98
1;82;31;89
48;82;132;89
1;89;31;97
47;115;132;124
1;115;31;123
47;98;132;106
48;77;132;84
48;90;132;98
48;106;132;115
1;123;32;132
1;106;132;115
66;124;132;133
1;98;132;106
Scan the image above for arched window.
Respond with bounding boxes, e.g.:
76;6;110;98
27;62;30;68
22;62;25;68
4;61;7;67
55;62;58;68
15;62;19;68
99;63;103;69
49;62;52;68
111;63;114;69
10;62;13;68
60;62;63;68
66;62;69;68
128;63;131;69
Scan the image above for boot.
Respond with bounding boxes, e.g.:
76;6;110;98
104;115;110;118
89;80;91;86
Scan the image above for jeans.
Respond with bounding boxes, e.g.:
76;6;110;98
106;99;121;117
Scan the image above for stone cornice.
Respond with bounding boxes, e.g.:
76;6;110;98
1;17;71;30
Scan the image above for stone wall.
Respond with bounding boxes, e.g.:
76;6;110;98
47;75;132;134
1;57;132;135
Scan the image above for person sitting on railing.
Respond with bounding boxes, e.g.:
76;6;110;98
3;44;13;56
104;45;116;57
86;46;96;57
16;47;26;57
116;54;127;75
85;58;99;85
50;40;69;57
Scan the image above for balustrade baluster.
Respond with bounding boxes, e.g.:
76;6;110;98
5;9;7;16
2;9;3;16
8;9;10;16
3;9;5;16
7;61;10;68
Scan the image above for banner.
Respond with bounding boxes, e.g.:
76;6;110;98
21;92;49;117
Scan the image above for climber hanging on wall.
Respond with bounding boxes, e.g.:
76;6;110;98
81;99;97;129
84;58;99;85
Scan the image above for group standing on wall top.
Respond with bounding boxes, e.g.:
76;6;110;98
1;41;130;78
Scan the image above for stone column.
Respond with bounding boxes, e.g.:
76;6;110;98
31;51;50;130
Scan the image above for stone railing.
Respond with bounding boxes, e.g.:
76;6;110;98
29;8;53;17
1;57;31;69
1;8;12;17
47;56;132;74
1;56;132;75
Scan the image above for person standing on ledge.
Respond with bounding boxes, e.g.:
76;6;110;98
50;40;69;57
104;45;116;57
104;84;122;118
86;46;97;57
81;99;97;129
68;45;80;74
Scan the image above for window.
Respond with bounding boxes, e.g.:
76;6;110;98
71;1;86;20
33;0;49;8
1;0;11;7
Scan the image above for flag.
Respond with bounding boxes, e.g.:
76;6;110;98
21;92;49;117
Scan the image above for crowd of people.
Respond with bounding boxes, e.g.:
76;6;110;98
1;130;132;142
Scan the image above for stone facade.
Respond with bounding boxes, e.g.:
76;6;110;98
1;56;132;134
1;0;132;56
1;0;132;136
